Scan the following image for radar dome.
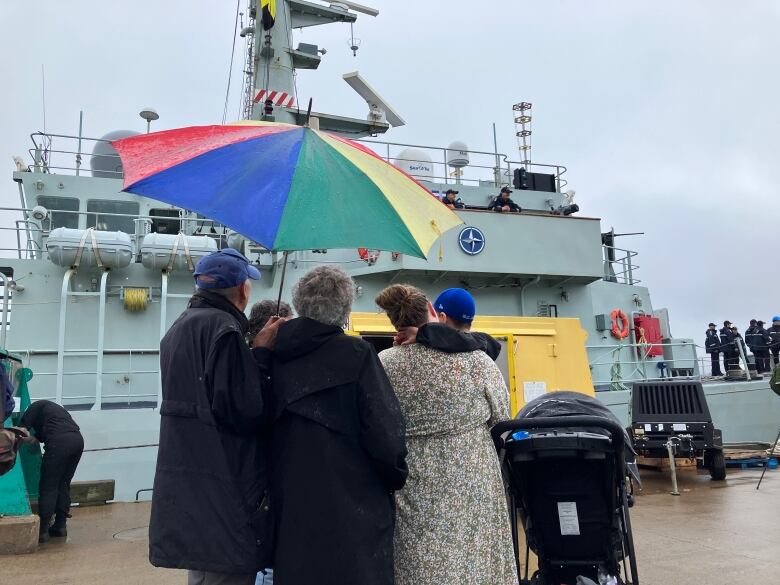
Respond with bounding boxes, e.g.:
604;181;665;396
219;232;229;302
90;130;140;179
446;141;469;168
395;148;434;182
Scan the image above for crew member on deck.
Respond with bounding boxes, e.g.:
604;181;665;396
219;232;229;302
441;189;464;210
755;320;772;373
705;323;722;376
768;316;780;368
745;320;760;369
488;187;521;213
18;399;84;543
719;320;737;372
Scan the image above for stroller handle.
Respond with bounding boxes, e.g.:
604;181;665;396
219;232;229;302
491;415;628;459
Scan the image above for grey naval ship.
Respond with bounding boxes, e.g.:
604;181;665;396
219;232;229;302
3;0;779;502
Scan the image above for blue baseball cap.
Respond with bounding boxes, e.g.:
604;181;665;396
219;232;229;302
434;288;476;324
773;316;780;323
193;249;261;289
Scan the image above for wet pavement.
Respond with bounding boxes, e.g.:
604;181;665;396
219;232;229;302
6;466;780;584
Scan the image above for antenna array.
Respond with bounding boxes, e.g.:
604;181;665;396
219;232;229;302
513;101;532;166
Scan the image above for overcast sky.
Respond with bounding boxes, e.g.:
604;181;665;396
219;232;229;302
1;0;778;343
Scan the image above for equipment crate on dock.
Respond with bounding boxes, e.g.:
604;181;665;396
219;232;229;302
629;381;726;480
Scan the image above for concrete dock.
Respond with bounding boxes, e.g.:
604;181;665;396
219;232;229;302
5;467;780;584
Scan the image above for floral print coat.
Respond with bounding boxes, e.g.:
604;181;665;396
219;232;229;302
379;343;518;585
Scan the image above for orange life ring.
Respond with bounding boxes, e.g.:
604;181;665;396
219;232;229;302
357;248;381;265
610;309;630;339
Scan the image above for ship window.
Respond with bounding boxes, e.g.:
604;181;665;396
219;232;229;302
150;208;181;234
86;200;139;233
36;196;80;230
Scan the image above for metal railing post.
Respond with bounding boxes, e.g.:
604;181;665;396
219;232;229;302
93;269;109;410
0;273;9;349
158;271;169;408
56;269;76;404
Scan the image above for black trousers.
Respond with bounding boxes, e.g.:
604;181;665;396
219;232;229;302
723;351;738;372
709;351;723;376
39;431;84;524
754;350;771;373
772;349;780;369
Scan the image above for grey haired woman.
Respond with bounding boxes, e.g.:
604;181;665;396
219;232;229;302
260;265;408;585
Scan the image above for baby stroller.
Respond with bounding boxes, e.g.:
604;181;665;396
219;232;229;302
491;392;640;585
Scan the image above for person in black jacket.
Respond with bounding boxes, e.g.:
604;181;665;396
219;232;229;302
754;320;772;373
705;323;723;376
18;399;83;543
488;187;522;213
149;249;285;585
720;320;737;372
769;316;780;368
745;319;760;371
258;265;408;585
441;189;465;210
394;287;502;361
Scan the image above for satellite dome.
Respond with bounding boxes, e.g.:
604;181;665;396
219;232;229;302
90;130;140;179
446;141;469;168
395;148;434;182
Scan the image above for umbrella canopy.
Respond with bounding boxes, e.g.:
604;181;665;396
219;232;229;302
113;121;462;259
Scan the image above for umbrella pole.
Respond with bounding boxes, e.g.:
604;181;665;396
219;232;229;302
276;251;290;315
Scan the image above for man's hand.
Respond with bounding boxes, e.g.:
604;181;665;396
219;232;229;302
252;315;289;349
394;326;419;346
501;205;510;212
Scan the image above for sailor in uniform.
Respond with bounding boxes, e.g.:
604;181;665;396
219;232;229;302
705;323;723;376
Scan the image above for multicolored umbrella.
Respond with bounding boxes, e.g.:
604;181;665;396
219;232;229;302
113;121;462;259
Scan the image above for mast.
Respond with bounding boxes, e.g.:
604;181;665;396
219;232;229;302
243;0;395;136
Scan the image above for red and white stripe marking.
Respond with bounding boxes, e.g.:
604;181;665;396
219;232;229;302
253;89;295;108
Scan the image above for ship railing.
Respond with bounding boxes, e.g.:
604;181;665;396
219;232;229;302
602;245;640;285
357;138;569;191
0;205;226;261
28;132;122;177
9;348;160;407
23;131;570;192
588;340;701;388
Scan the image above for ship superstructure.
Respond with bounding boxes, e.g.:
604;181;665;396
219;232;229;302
2;0;778;500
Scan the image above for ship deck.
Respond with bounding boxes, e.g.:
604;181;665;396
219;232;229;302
7;468;780;585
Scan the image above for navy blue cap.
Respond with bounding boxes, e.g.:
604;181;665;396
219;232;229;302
193;248;261;289
434;288;476;324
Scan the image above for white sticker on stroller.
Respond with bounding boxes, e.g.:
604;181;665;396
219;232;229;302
557;502;580;536
523;381;547;403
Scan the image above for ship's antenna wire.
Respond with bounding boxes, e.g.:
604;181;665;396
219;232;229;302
237;8;247;120
222;0;241;124
41;64;47;133
283;0;301;118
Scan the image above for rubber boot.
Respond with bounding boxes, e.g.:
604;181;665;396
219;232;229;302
39;516;51;544
48;515;68;538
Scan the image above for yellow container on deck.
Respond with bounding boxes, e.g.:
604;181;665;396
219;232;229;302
348;313;594;415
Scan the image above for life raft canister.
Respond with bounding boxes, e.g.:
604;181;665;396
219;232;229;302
610;309;630;339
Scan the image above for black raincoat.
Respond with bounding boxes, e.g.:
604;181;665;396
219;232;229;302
260;317;408;585
415;322;502;361
149;290;272;575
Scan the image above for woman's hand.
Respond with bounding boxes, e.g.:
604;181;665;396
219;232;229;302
394;326;418;346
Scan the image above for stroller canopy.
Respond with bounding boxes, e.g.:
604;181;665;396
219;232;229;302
517;391;640;484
